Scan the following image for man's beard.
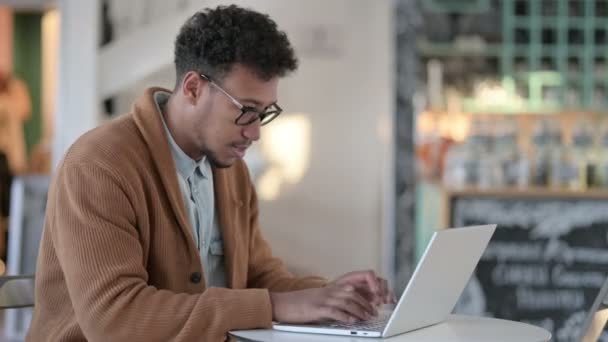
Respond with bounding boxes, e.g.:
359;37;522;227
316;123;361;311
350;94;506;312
204;149;233;169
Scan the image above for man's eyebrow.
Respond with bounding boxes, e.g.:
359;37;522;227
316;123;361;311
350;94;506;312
239;98;278;109
239;98;263;106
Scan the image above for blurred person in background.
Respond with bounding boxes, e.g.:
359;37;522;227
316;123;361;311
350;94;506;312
0;67;30;175
27;5;393;342
0;67;30;259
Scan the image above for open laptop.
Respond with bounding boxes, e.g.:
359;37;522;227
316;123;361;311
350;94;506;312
579;273;608;342
273;224;496;338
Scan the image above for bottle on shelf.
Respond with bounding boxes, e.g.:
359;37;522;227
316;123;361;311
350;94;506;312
463;117;484;187
548;120;571;189
475;118;501;189
494;117;521;187
568;118;597;190
530;119;552;187
442;142;468;189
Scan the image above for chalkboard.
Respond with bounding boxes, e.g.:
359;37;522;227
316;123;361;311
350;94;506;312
450;195;608;342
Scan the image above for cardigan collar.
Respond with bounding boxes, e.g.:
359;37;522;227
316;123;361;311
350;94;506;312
132;87;243;287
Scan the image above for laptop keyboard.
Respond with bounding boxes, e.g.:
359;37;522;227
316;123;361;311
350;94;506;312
326;312;391;331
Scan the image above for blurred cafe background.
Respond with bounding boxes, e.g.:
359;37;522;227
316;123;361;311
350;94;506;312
0;0;607;341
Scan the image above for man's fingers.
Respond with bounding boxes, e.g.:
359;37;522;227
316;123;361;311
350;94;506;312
321;305;358;323
338;270;381;293
371;277;396;304
326;297;371;321
319;284;379;321
352;285;374;301
332;272;398;307
378;277;390;303
350;284;382;306
362;271;381;294
386;288;397;304
346;278;386;306
338;285;378;316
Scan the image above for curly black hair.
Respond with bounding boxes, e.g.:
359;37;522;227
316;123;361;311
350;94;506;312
174;5;298;86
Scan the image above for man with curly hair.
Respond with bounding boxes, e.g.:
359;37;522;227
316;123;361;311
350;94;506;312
27;5;393;341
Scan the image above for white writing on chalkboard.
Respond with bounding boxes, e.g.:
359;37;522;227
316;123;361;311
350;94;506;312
483;239;608;264
547;241;608;264
482;242;544;262
490;263;606;288
552;265;606;288
492;263;549;286
516;287;585;310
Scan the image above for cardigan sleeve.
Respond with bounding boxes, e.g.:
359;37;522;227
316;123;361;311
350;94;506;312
245;183;328;291
50;160;273;342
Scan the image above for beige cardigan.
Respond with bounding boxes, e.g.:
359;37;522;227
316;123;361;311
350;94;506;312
27;88;326;342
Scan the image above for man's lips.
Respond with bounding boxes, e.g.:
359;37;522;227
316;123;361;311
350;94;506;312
232;143;250;158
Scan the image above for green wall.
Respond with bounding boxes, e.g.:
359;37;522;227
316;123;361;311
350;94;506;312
12;12;42;155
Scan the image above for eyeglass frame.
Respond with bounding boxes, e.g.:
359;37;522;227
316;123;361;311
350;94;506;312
199;73;283;126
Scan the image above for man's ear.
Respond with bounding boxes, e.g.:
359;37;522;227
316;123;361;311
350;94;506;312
181;71;204;104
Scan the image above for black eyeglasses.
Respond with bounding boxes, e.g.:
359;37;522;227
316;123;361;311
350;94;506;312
200;74;282;126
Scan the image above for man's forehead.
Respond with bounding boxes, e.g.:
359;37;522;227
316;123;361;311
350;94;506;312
222;65;279;107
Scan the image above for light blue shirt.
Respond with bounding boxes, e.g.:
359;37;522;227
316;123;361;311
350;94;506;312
155;91;227;288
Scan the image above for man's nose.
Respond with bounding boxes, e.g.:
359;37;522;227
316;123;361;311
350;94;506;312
242;120;261;141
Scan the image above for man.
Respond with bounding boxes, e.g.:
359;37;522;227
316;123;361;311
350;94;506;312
0;68;30;175
0;69;31;259
27;5;393;342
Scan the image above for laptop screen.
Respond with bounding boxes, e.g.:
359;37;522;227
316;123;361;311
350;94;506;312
580;275;608;342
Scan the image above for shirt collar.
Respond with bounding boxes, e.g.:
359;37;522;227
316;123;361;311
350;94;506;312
154;90;209;179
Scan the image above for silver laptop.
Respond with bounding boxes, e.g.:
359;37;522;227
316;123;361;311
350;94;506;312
579;273;608;342
273;224;496;338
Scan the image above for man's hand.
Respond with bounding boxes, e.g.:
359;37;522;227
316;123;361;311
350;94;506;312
269;270;395;324
332;270;396;307
270;283;378;324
